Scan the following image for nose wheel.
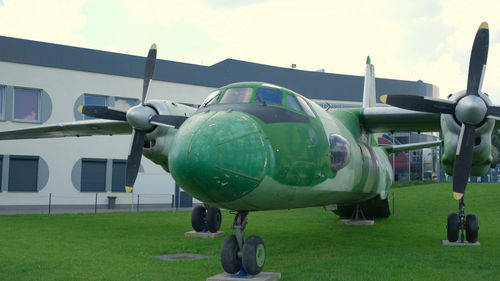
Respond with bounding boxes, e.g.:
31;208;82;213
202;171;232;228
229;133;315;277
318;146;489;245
221;211;266;276
446;198;478;243
191;205;222;233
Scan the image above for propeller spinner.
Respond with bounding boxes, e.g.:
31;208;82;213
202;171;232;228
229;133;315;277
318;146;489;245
78;44;187;192
381;22;497;200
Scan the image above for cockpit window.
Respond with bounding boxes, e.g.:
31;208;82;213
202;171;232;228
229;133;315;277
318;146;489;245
219;87;253;104
329;134;351;171
286;94;302;111
297;96;315;118
201;90;220;107
254;88;283;105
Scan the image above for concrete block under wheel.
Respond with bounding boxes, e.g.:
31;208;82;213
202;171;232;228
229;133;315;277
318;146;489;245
442;240;480;246
207;272;281;281
338;219;374;226
185;230;225;238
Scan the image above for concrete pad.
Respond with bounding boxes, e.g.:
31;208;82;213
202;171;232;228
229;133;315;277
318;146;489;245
442;240;480;246
185;230;225;238
207;272;281;281
155;253;208;261
338;219;374;226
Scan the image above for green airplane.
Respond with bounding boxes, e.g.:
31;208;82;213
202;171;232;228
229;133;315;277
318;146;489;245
0;22;498;275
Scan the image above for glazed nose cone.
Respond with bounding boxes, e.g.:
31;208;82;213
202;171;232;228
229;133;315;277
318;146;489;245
169;110;271;204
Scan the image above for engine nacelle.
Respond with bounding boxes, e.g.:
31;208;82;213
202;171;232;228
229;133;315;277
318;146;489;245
441;91;494;176
142;100;197;172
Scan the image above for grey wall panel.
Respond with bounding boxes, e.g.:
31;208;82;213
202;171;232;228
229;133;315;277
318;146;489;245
40;90;52;123
71;159;82;191
37;156;49;191
4;86;13;121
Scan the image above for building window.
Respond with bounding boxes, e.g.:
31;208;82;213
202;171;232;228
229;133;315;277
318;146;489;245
114;97;138;111
8;156;39;192
13;88;40;122
111;160;127;192
81;158;107;192
83;94;107;120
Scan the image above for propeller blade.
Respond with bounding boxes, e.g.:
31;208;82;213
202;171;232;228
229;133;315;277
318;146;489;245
486;105;500;118
380;94;455;114
142;44;157;104
149;115;188;129
466;22;489;96
125;130;146;193
78;105;127;121
452;123;475;200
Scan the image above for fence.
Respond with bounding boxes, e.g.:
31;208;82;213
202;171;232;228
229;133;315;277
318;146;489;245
0;191;196;215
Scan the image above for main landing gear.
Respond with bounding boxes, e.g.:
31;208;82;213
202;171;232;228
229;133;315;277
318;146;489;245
191;205;222;233
221;211;266;276
446;197;478;243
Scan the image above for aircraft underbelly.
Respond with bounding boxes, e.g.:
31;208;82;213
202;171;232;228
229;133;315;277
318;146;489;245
217;174;378;211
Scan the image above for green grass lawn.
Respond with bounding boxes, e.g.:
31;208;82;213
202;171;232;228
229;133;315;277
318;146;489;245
1;182;500;281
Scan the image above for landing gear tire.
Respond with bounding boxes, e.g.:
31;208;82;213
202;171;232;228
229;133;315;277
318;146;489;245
206;207;222;233
465;213;479;243
242;235;266;275
447;212;459;242
191;205;206;232
221;234;241;274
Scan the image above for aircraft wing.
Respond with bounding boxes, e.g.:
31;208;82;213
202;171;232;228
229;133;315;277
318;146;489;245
0;120;132;140
360;107;441;133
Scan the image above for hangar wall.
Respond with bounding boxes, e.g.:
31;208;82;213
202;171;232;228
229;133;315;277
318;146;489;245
0;35;439;211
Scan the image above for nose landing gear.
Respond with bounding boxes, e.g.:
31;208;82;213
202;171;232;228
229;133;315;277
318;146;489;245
221;211;266;276
446;197;479;243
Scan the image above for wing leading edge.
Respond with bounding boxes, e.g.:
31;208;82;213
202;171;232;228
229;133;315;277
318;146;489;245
0;120;132;140
361;106;441;133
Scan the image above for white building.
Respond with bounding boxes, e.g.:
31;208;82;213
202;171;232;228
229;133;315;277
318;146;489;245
0;35;438;212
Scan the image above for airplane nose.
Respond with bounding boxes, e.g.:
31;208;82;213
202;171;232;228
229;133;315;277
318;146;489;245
169;110;271;204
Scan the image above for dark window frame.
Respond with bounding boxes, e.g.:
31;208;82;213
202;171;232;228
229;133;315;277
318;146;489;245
8;155;39;192
111;159;127;192
81;158;107;192
12;87;41;123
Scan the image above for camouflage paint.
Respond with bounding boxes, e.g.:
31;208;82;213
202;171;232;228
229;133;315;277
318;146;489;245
166;82;393;211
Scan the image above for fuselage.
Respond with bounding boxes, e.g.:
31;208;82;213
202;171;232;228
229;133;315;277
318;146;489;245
166;82;392;211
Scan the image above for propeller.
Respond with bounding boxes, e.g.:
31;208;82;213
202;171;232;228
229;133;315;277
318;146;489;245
380;22;496;200
78;44;188;192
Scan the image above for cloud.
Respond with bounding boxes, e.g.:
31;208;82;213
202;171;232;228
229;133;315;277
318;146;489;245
2;0;499;104
0;0;86;46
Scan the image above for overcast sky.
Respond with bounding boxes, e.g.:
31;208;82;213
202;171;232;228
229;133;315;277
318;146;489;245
0;0;499;103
